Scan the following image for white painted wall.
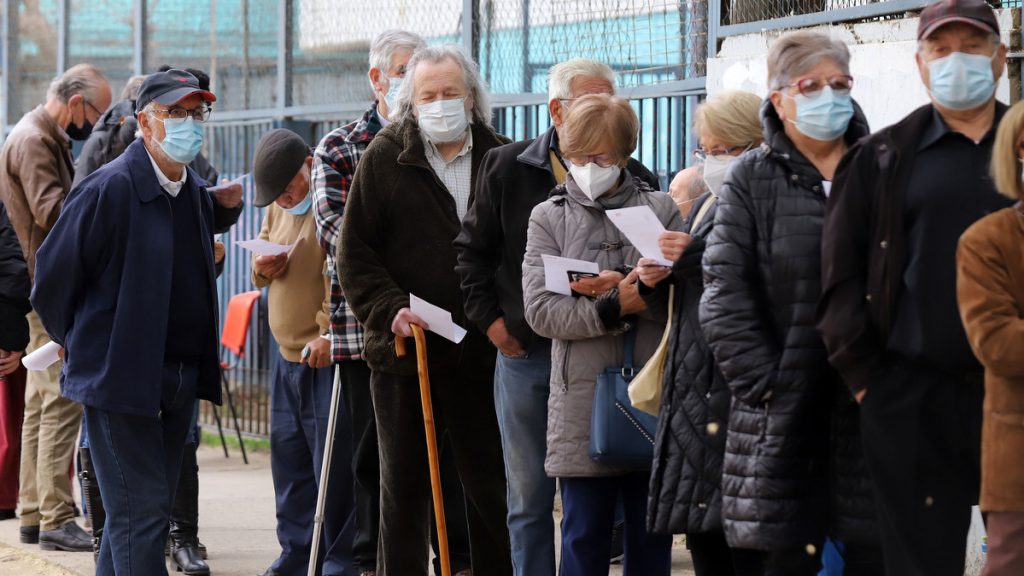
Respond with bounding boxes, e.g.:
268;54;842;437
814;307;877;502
707;10;1014;130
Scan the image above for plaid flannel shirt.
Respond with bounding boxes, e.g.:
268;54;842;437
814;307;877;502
312;104;382;361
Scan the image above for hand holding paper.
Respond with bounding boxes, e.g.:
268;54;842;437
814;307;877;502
606;206;673;266
541;254;599;296
22;341;62;371
409;294;467;344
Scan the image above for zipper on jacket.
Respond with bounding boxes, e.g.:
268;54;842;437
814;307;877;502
561;341;571;392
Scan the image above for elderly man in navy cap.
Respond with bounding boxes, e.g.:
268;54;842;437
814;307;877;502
31;69;221;575
820;0;1014;574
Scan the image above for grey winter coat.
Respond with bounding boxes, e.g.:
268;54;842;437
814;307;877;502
523;174;684;478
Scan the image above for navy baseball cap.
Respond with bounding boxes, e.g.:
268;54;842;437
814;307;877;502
135;69;216;114
918;0;999;40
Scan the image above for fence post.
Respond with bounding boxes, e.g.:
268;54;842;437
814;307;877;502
462;0;480;61
132;0;146;76
57;0;69;74
277;0;293;118
707;0;720;66
1;0;16;138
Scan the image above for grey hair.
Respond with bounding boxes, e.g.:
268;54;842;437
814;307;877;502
46;63;108;103
547;59;617;102
368;29;426;88
121;75;146;101
767;30;850;90
390;44;492;128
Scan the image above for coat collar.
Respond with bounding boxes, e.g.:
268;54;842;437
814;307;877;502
125;139;200;203
517;126;558;171
394;118;506;172
29;105;71;149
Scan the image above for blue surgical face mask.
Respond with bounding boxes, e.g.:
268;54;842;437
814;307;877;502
786;86;854;142
156;116;203;164
383;76;403;111
284;193;312;216
927;51;996;111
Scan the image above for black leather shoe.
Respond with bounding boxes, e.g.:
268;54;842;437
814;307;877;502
39;521;92;551
19;525;39;544
197;540;208;559
0;509;15;520
171;543;210;576
609;520;624;564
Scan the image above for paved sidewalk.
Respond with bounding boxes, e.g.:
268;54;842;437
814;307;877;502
0;445;695;576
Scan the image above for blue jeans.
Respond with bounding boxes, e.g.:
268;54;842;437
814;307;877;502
86;360;199;576
559;473;672;576
269;356;356;576
494;340;557;576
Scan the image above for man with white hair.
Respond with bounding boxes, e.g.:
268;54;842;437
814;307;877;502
0;62;111;552
337;44;512;576
31;69;222;574
313;30;474;576
453;58;658;575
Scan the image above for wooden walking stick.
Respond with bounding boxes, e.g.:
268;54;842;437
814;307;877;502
395;324;451;576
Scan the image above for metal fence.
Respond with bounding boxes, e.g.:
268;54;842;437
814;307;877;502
3;0;998;437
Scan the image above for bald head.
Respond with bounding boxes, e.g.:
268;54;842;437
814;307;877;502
668;166;707;218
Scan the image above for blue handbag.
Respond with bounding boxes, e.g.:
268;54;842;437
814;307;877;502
589;328;659;467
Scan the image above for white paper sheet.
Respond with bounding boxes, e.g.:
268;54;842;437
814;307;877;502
234;238;295;257
541;254;600;296
410;294;467;344
605;206;672;266
22;341;61;371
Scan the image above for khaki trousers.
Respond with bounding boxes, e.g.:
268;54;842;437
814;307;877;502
18;311;81;530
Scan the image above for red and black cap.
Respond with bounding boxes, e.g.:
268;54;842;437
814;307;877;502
918;0;999;41
135;69;216;114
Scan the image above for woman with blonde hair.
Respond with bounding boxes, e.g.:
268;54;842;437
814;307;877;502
522;93;684;574
639;89;762;576
957;101;1024;576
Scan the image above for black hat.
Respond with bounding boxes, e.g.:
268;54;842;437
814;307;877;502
918;0;999;40
135;69;216;114
253;129;312;207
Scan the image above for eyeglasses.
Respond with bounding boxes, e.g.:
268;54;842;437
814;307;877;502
781;74;854;98
567;154;618;168
84;99;103;117
150;105;213;123
693;145;748;161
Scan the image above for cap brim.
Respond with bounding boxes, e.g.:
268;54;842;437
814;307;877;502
252;188;281;208
920;16;996;40
154;86;218;106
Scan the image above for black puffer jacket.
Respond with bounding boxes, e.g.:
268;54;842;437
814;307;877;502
645;193;730;536
699;100;871;550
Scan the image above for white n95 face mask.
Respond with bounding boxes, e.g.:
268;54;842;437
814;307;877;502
702;154;736;196
569;162;621;201
417;98;469;143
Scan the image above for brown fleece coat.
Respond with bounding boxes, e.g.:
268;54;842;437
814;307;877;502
957;203;1024;512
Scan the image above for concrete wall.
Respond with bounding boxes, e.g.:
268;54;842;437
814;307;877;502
707;10;1014;130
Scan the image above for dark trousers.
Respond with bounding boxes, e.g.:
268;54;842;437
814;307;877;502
730;546;821;576
859;363;983;576
559;473;671;576
339;360;472;575
86;361;198;575
840;542;885;576
686;531;744;576
371;366;510;576
269;357;355;576
0;366;25;509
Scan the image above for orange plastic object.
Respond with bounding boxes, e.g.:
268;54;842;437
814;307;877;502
220;291;261;358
